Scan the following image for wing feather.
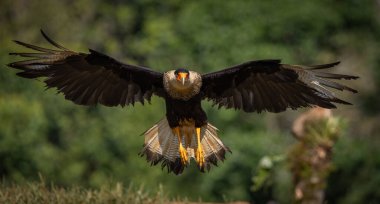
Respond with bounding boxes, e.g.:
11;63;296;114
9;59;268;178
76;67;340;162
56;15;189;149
12;40;60;53
8;30;164;107
201;60;358;112
40;29;70;51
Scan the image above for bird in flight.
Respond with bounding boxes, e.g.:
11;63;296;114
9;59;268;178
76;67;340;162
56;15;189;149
8;30;358;175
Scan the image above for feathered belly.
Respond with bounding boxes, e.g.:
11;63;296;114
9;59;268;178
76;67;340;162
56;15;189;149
165;95;207;128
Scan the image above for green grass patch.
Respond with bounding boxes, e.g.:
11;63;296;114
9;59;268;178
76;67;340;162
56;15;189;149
0;179;251;204
0;180;169;204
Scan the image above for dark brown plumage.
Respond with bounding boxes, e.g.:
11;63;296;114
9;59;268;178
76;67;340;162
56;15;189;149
7;30;358;175
9;31;165;107
201;60;358;112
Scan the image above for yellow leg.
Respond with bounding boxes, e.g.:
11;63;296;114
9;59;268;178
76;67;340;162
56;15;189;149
195;127;205;168
173;127;188;165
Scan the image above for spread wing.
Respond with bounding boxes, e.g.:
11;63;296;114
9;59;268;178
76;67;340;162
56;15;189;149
201;60;358;113
8;30;164;107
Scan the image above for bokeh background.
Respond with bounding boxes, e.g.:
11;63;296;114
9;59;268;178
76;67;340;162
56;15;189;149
0;0;379;203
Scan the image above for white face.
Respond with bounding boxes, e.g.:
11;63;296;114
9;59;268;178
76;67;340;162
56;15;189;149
163;70;202;100
172;70;192;89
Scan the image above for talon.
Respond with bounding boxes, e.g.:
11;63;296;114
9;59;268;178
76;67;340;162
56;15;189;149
179;145;189;165
173;127;189;165
195;127;205;168
196;146;205;167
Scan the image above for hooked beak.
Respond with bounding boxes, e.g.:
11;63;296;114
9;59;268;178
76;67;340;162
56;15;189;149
177;72;188;85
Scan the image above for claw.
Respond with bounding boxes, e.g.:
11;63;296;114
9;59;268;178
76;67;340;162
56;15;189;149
195;127;205;168
196;146;205;167
173;127;189;165
179;145;189;165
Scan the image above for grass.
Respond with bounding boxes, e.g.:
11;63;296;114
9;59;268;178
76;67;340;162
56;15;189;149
0;179;249;204
0;180;169;204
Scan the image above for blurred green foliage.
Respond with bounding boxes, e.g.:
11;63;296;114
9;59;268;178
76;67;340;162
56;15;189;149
0;0;379;203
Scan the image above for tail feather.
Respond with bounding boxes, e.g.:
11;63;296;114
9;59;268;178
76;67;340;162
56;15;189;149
199;124;231;172
139;118;230;174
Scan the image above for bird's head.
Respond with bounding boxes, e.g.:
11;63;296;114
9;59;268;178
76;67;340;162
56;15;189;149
174;68;190;85
163;68;202;100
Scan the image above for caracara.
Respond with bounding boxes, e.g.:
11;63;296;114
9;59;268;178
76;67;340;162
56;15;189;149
7;30;358;174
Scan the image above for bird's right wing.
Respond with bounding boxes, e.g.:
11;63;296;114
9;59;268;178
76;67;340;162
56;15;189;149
8;30;165;107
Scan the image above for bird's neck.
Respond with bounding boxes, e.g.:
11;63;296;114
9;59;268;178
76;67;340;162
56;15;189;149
163;71;202;100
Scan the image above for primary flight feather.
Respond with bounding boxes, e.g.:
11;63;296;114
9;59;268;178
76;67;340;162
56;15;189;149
8;30;358;174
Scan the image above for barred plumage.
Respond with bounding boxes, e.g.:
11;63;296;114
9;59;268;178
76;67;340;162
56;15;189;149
139;118;230;174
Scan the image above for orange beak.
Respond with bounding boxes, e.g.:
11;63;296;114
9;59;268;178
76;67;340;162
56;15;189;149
177;72;188;85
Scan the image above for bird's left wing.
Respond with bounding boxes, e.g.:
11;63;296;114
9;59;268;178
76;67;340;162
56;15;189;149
201;60;358;113
8;30;164;107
